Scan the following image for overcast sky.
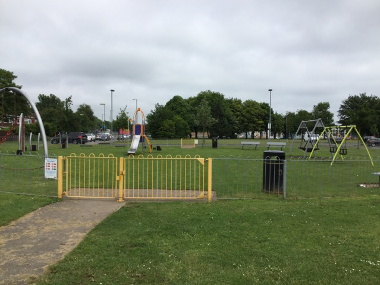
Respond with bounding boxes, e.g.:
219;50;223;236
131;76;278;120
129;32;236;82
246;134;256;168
1;0;379;124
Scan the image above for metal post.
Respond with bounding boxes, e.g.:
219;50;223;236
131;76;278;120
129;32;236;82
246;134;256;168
268;89;272;140
100;103;106;131
207;158;213;202
110;89;114;133
57;156;63;199
283;159;287;199
118;156;124;202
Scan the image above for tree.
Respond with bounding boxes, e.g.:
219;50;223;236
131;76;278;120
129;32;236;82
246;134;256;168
284;112;297;138
258;102;270;138
242;100;265;138
194;99;217;147
75;104;96;132
192;90;234;138
36;94;65;133
271;112;285;139
165;96;194;133
173;115;191;138
0;68;29;123
146;104;174;138
312;102;334;126
61;96;76;132
157;119;175;138
113;106;131;133
338;93;380;135
226;98;244;137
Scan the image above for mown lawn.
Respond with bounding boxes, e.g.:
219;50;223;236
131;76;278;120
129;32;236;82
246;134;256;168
38;198;380;285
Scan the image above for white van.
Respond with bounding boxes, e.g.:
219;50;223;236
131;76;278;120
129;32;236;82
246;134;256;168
304;133;319;142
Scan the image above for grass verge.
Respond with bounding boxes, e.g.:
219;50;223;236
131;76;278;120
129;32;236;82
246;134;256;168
38;198;380;285
0;193;58;226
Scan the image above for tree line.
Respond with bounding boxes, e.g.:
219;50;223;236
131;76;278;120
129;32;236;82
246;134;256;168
147;91;337;139
1;68;379;138
0;68;131;136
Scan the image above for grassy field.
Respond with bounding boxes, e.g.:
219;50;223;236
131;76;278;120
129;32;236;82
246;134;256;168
1;139;380;283
1;137;378;159
37;198;380;285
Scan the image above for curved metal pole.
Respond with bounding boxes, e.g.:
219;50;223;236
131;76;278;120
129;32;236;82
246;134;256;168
0;87;49;157
353;126;374;166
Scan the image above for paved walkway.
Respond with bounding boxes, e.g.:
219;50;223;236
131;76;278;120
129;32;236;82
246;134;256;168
0;199;125;285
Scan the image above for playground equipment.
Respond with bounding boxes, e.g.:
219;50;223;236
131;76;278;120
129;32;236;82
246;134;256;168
0;112;26;154
0;124;17;146
29;132;41;151
128;108;152;155
181;138;196;149
289;119;333;157
313;125;373;166
0;87;48;157
18;113;25;154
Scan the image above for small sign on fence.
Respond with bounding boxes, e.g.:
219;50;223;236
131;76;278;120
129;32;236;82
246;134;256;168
45;158;57;179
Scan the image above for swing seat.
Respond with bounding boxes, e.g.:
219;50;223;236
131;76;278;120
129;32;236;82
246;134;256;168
330;146;337;153
300;146;318;152
339;148;347;155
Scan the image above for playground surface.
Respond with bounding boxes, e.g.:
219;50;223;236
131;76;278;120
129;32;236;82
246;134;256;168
0;198;125;285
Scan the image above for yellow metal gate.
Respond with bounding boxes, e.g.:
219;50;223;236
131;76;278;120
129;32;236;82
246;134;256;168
58;154;212;202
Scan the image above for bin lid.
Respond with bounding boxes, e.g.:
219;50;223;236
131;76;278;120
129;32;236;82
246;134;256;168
263;150;285;158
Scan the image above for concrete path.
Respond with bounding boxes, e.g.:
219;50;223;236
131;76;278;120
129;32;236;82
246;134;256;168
0;199;125;285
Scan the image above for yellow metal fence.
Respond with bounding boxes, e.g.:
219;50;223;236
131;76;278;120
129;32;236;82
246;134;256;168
58;154;212;202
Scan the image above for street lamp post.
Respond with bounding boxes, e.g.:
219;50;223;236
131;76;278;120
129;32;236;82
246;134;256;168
133;99;137;111
79;113;84;132
110;89;114;134
268;89;272;140
100;103;105;131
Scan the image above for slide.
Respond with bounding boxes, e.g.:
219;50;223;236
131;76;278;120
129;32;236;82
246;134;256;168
128;135;141;155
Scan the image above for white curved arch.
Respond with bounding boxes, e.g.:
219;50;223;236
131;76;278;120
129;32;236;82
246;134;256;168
0;87;49;157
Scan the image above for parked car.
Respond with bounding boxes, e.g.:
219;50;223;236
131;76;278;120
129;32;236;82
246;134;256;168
95;133;103;141
303;134;319;142
365;136;380;146
51;132;88;144
86;133;95;142
100;133;111;141
117;134;131;140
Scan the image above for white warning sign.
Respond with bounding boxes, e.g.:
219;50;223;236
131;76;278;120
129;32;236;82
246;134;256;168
45;158;57;179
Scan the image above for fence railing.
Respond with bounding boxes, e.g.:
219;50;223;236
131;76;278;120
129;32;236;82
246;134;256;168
213;155;380;199
62;153;120;199
0;152;57;197
2;152;380;200
57;154;209;201
123;154;206;200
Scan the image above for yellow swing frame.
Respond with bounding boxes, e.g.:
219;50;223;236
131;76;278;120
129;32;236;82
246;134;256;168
309;125;373;166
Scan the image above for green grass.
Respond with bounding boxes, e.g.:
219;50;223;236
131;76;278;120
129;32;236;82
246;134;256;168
1;138;378;159
2;139;380;224
37;198;380;285
0;193;58;226
2;140;380;283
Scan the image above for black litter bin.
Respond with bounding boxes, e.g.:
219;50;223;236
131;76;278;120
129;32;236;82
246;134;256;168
212;137;218;148
263;150;285;194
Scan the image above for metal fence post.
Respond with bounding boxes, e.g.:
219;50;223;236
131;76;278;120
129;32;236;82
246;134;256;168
208;158;213;202
118;157;125;202
57;156;63;199
283;159;287;199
